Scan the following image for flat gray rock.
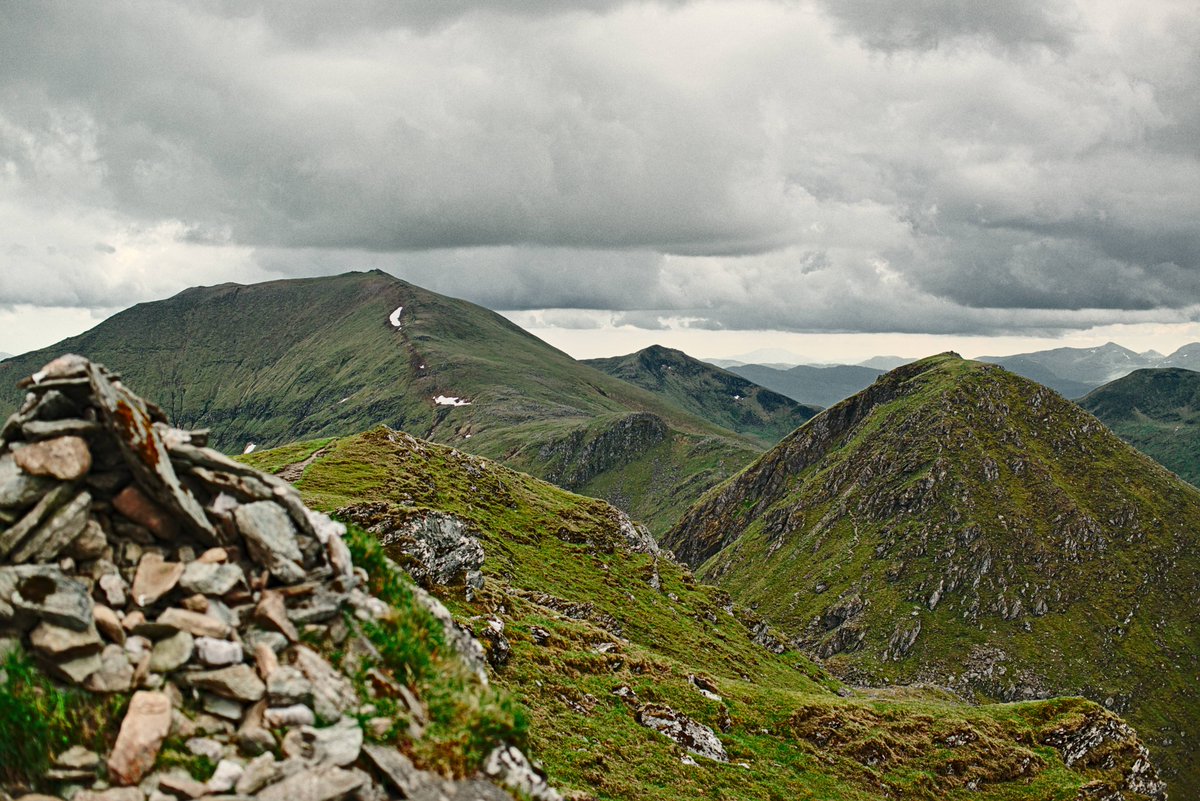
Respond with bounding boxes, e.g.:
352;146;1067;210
256;765;363;801
149;629;194;673
0;453;54;509
29;618;102;659
11;489;92;563
234;502;305;584
1;565;94;631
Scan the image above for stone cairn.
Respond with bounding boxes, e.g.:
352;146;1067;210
0;355;554;801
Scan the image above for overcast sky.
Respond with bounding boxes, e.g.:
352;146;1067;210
1;0;1198;361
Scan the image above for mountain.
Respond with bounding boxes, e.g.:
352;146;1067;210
238;425;1167;801
0;352;10;360
1157;342;1200;370
666;354;1200;794
727;363;884;408
858;355;912;370
1080;367;1200;486
584;345;819;444
979;342;1200;398
0;271;760;535
977;342;1163;397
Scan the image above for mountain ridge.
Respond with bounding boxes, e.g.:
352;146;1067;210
0;271;761;536
667;353;1200;795
238;423;1169;801
1081;367;1200;486
584;345;819;445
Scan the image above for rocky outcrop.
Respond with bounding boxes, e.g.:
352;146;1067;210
536;412;669;490
635;704;728;763
1040;710;1167;801
0;355;544;801
340;506;486;596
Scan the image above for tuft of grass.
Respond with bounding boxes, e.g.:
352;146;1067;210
0;649;126;788
343;522;528;776
156;738;217;781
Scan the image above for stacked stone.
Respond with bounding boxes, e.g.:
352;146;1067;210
0;355;550;801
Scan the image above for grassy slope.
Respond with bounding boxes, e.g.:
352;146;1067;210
244;427;1162;801
668;354;1200;795
1080;367;1200;486
0;271;759;535
584;345;818;445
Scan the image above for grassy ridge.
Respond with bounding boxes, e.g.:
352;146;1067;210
245;426;1164;800
1080;367;1200;485
668;354;1200;795
585;345;818;445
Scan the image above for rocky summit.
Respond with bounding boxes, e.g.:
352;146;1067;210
668;353;1197;796
0;355;554;801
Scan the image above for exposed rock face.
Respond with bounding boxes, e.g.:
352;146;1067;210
1040;710;1168;801
0;356;540;801
537;412;669;490
372;511;486;591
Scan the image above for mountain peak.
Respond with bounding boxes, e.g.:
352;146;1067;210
667;356;1200;790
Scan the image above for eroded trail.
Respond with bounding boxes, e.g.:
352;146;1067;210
275;441;337;482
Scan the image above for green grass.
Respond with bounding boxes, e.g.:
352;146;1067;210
1080;368;1200;486
338;522;528;775
245;425;1163;801
239;437;337;474
0;649;127;789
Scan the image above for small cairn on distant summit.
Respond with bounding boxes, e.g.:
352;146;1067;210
0;355;554;801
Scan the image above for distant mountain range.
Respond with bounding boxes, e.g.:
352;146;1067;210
705;342;1200;409
975;342;1200;397
725;363;885;408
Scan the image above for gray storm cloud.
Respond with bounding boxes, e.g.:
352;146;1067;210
0;0;1197;337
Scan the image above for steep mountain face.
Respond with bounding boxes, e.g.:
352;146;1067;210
727;363;884;408
667;354;1200;795
0;271;760;535
584;345;818;445
241;425;1168;801
1081;367;1200;486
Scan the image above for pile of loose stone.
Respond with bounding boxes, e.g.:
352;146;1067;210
0;355;554;801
